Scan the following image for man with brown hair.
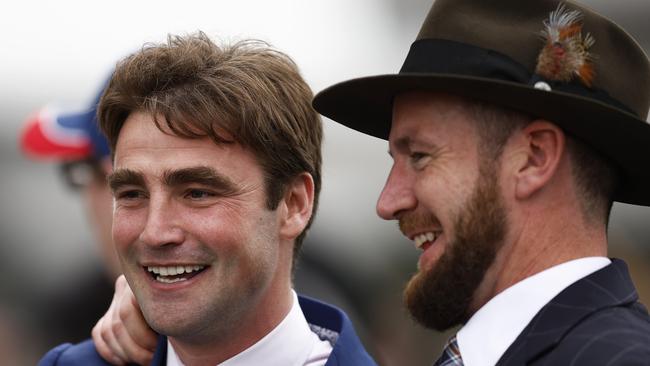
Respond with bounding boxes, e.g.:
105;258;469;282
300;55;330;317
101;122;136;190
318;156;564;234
38;32;375;366
314;0;650;364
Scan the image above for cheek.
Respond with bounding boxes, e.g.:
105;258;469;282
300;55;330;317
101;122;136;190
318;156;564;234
221;210;279;264
112;209;145;251
412;170;470;221
181;208;252;260
196;200;269;236
412;169;447;208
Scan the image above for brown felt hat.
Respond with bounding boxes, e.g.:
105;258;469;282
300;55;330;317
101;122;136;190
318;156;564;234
313;0;650;206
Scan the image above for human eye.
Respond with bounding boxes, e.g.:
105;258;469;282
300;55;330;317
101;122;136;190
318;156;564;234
185;188;216;200
409;152;430;170
114;189;147;205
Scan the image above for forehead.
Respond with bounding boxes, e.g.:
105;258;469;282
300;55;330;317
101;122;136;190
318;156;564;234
114;111;260;174
389;92;479;149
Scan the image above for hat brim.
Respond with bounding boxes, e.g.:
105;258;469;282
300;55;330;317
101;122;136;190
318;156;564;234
313;73;650;206
20;106;95;161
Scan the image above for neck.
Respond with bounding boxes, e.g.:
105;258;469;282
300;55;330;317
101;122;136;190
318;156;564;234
468;190;608;314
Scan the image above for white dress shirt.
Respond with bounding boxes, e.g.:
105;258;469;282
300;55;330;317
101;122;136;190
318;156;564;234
167;290;333;366
456;257;611;366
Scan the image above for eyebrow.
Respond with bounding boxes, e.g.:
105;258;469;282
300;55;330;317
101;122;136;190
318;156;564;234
392;136;412;154
108;166;240;196
162;166;239;195
389;136;415;157
108;169;146;193
389;136;441;158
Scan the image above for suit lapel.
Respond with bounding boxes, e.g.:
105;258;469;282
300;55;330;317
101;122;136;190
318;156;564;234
497;259;638;365
150;335;168;366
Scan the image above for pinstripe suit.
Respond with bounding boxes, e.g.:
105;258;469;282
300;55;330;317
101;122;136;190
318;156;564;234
497;259;650;365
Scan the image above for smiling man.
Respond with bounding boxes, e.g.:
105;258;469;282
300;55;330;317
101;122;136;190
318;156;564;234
38;32;375;366
314;0;650;364
383;93;513;332
109;112;290;360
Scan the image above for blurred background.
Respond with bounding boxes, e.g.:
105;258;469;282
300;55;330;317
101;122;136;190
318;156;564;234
1;0;649;364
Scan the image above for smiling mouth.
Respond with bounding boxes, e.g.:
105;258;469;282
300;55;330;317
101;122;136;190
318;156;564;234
145;265;207;284
412;231;441;250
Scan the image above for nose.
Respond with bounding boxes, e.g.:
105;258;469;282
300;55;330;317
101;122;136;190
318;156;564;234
376;162;417;220
139;195;185;247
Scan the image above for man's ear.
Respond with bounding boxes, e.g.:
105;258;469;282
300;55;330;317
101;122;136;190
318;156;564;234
279;172;314;240
513;120;566;200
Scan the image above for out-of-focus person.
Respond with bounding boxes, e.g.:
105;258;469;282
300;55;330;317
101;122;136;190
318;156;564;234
20;81;119;347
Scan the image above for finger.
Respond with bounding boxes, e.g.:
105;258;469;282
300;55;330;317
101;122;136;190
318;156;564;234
93;317;121;365
103;307;132;363
111;313;155;365
120;292;158;351
93;280;128;365
115;274;128;292
114;274;156;363
96;276;131;363
92;312;127;365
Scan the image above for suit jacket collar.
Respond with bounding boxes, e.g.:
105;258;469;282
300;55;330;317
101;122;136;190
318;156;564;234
148;294;376;366
298;295;376;366
150;336;167;366
497;258;639;365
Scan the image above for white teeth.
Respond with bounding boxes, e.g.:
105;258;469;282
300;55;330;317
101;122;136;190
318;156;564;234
147;265;206;277
156;276;187;284
413;231;440;249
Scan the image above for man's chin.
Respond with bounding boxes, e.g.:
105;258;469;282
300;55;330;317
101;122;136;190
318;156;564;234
403;269;469;332
146;313;208;342
140;301;200;338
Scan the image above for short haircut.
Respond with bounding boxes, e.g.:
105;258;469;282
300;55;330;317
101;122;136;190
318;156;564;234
466;99;616;225
98;32;322;261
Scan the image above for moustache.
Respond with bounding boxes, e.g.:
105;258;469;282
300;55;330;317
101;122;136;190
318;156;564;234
399;212;441;237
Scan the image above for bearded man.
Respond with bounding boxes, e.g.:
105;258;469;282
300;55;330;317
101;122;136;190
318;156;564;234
315;0;650;364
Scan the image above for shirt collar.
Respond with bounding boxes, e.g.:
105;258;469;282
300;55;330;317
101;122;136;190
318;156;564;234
456;257;611;366
167;290;321;366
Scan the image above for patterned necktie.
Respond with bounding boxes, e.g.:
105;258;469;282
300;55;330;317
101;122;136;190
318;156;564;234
434;335;464;366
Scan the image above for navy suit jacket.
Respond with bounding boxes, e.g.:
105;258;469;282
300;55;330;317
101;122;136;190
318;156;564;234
497;259;650;365
38;295;376;366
